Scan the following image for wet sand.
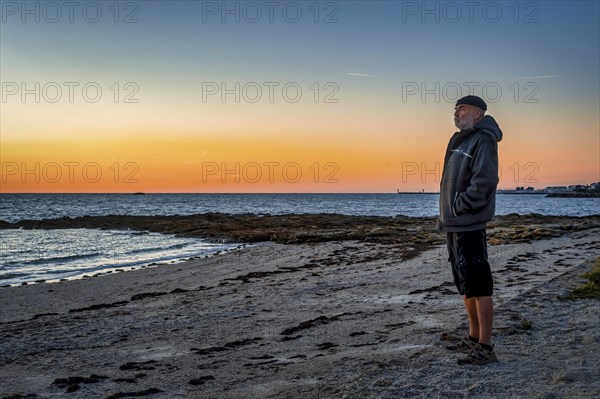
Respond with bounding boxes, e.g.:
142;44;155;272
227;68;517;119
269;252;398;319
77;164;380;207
1;214;599;398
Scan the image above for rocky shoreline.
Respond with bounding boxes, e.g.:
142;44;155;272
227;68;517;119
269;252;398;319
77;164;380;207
1;213;599;254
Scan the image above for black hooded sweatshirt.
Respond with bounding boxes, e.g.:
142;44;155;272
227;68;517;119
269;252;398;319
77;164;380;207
437;115;503;232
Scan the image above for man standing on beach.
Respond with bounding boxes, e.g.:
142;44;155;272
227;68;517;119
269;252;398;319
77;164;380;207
437;95;503;365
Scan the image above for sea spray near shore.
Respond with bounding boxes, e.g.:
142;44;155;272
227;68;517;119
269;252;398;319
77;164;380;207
0;228;240;286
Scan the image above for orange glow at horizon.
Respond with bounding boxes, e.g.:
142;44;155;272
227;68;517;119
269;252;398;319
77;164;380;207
2;124;598;193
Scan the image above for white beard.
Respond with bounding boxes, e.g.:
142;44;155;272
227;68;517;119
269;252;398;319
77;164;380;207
454;115;475;130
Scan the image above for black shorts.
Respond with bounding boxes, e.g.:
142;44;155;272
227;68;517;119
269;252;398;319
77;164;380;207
446;229;493;298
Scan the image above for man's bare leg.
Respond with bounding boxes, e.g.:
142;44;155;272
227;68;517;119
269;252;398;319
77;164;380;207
464;296;479;339
457;295;498;365
475;296;493;345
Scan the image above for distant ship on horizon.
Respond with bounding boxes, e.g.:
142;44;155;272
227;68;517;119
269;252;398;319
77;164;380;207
397;189;435;194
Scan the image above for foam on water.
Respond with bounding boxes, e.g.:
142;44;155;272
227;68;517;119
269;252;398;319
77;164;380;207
0;228;240;286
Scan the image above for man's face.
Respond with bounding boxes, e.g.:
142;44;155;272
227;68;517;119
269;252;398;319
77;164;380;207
454;104;481;130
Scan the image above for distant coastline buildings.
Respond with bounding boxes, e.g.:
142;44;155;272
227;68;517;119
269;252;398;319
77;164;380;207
497;182;600;197
397;183;599;197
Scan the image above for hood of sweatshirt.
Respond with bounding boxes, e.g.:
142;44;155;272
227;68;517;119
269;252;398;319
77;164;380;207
474;115;503;142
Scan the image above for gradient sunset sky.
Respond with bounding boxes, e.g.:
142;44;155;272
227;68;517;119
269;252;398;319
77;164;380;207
1;0;598;193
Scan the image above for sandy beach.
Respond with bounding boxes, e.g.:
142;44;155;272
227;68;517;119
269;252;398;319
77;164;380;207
1;214;599;398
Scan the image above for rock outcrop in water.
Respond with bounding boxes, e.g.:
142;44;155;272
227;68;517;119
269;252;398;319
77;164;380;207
1;213;598;258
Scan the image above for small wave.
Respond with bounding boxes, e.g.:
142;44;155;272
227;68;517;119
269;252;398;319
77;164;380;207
0;272;27;281
125;242;193;256
3;252;102;267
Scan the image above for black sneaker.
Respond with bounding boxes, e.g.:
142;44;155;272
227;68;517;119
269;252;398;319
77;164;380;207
445;335;478;353
457;343;498;365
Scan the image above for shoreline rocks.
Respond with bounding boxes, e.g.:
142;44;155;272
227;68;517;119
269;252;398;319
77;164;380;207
1;213;599;248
